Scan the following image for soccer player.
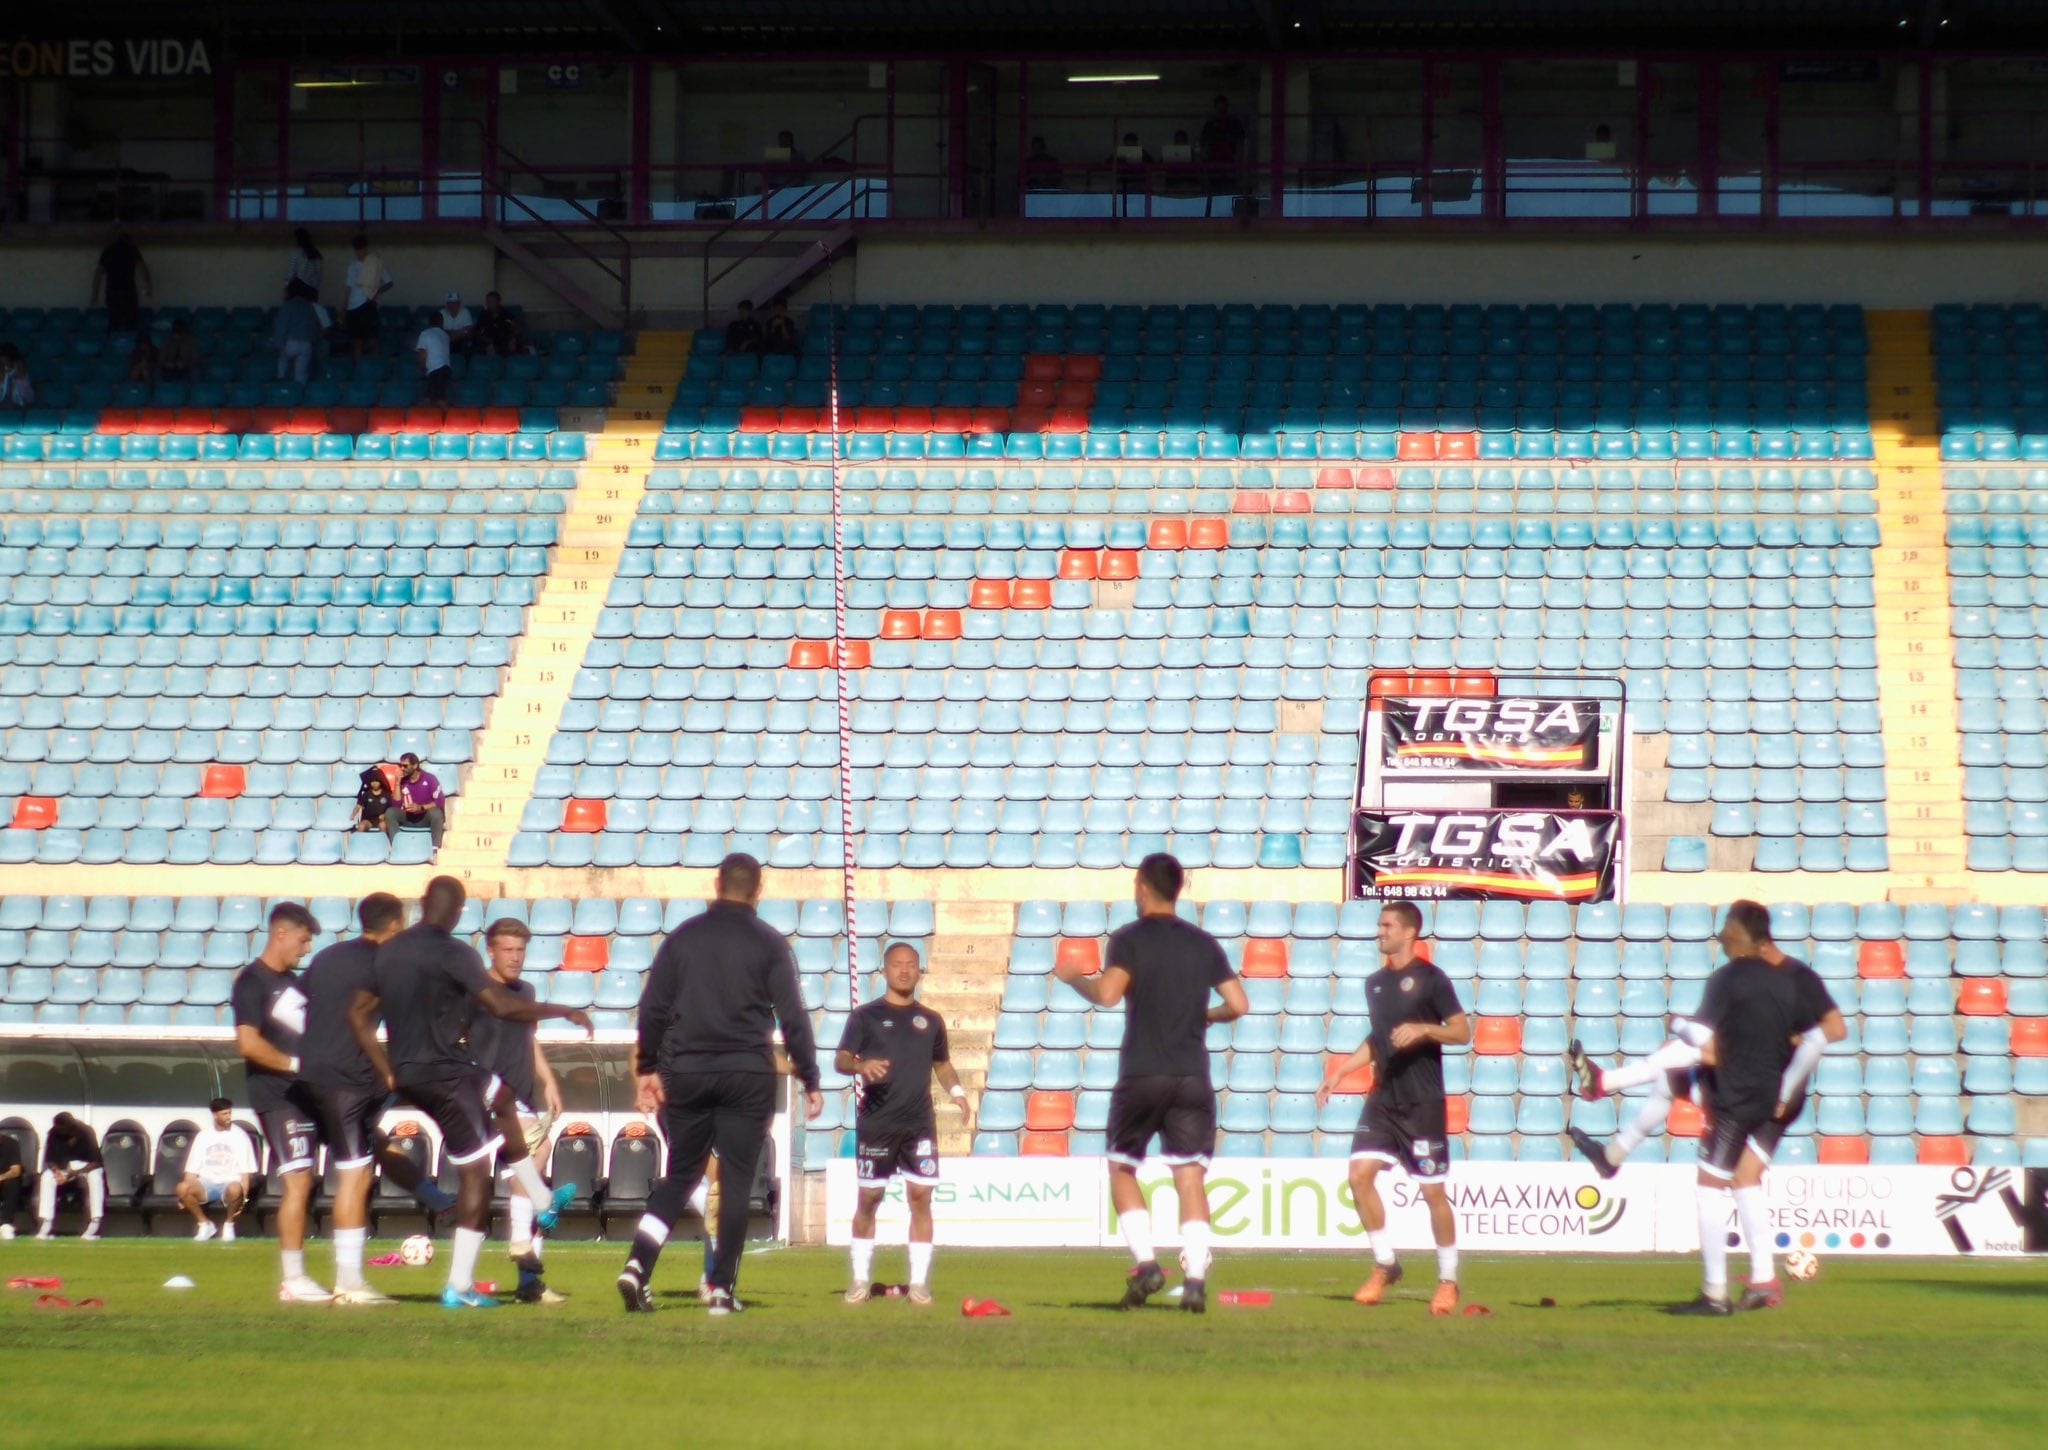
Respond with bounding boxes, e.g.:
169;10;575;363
1670;900;1831;1316
617;853;823;1316
298;891;455;1305
838;942;972;1306
349;877;592;1310
466;918;570;1305
1053;853;1247;1314
230;903;329;1301
1317;901;1471;1316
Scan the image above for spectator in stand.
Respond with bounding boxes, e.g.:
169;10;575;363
126;333;159;385
92;232;152;333
37;1112;104;1241
724;299;763;357
176;1098;257;1242
0;345;34;407
1023;134;1062;190
475;291;524;357
416;319;453;404
0;1129;23;1238
344;233;394;360
774;129;805;163
438;290;477;355
287;228;324;299
387;752;447;847
159;318;202;383
1200;95;1246;166
351;767;394;833
763;299;802;357
275;282;324;384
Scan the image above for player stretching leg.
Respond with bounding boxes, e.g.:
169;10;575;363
352;877;592;1310
1563;1017;1713;1179
469;919;570;1305
1318;902;1471;1317
231;903;329;1302
1056;854;1247;1315
840;943;973;1306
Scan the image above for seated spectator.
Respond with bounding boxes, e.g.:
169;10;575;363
416;320;453;404
388;752;447;847
0;345;32;408
176;1098;257;1242
0;1128;22;1239
475;291;525;357
127;334;159;385
159;318;202;382
725;299;763;356
773;129;805;163
352;767;393;833
275;283;324;384
763;299;801;357
37;1112;104;1241
438;290;477;354
1023;134;1062;190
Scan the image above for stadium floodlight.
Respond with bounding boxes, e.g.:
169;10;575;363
1067;73;1162;84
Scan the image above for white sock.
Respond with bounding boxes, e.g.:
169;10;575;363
1437;1245;1459;1283
531;1229;545;1262
908;1241;934;1287
1735;1186;1775;1284
850;1237;875;1284
1601;1040;1700;1094
1696;1185;1729;1298
1612;1082;1675;1157
687;1180;710;1217
1367;1229;1397;1267
1120;1208;1155;1265
635;1212;671;1246
507;1156;550;1205
508;1191;535;1248
450;1227;486;1293
282;1248;306;1281
333;1227;366;1291
1179;1220;1212;1281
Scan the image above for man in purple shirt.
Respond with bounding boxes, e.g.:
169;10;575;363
386;753;447;846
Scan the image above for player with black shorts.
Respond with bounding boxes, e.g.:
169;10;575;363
1672;900;1832;1317
1054;853;1248;1315
229;902;328;1303
837;942;972;1306
350;876;591;1310
1319;900;1471;1316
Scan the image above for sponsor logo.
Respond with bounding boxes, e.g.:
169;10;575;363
1352;809;1621;902
1381;698;1601;774
1578;1185;1627;1235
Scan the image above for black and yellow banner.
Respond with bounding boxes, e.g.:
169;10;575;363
1349;809;1622;903
1381;697;1600;775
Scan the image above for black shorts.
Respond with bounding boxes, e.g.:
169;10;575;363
258;1081;325;1176
1699;1103;1776;1180
309;1084;389;1171
397;1071;503;1167
1351;1096;1451;1180
345;301;379;340
855;1123;940;1186
1106;1075;1217;1168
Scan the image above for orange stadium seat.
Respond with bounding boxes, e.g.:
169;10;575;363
1020;1131;1070;1157
1064;355;1103;381
1438;432;1479;460
1666;1098;1704;1137
1231;492;1271;514
1273;490;1312;513
920;610;962;640
1239;939;1289;978
561;937;609;972
1957;980;2007;1016
787;640;833;669
970;579;1011;609
879;610;921;639
1315;466;1354;489
1917;1137;1971;1166
1187;519;1228;548
1473;1018;1522;1056
1357;466;1396;489
1147;520;1187;550
199;765;245;799
1858;940;1905;979
1397;432;1439;460
1325;1056;1374;1095
2011;1020;2048;1057
1818;1136;1870;1165
1097;550;1140;580
562;799;608;833
10;797;57;831
1054;938;1100;976
1057;549;1099;580
1010;578;1052;609
1445;1096;1470;1136
1025;1091;1076;1132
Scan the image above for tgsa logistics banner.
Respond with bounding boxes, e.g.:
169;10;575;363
1379;696;1605;777
1349;809;1623;902
824;1160;2045;1256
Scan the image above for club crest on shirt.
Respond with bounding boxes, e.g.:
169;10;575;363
913;1014;928;1031
1401;976;1417;993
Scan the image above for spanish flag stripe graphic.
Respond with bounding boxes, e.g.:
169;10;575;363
1376;868;1603;901
1391;742;1586;766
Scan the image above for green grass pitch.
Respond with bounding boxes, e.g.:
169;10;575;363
3;1241;2044;1447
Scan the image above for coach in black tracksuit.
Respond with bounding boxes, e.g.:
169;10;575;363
617;853;821;1314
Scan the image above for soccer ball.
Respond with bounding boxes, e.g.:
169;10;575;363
1784;1250;1819;1282
400;1235;436;1267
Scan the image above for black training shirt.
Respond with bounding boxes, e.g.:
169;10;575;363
1106;914;1237;1079
1364;961;1466;1111
1695;955;1826;1121
370;922;496;1084
297;937;382;1093
838;998;950;1135
637;901;820;1088
467;977;539;1106
231;960;307;1113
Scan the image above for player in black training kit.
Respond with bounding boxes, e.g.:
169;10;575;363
838;942;973;1306
468;917;569;1304
230;902;330;1302
1671;900;1834;1317
297;891;451;1305
349;877;592;1310
1055;854;1248;1314
1320;901;1471;1315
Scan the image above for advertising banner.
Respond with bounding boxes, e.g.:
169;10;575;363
1380;697;1604;777
1349;809;1623;902
827;1160;2046;1256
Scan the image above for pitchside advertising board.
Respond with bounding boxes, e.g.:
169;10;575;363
824;1160;2048;1255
